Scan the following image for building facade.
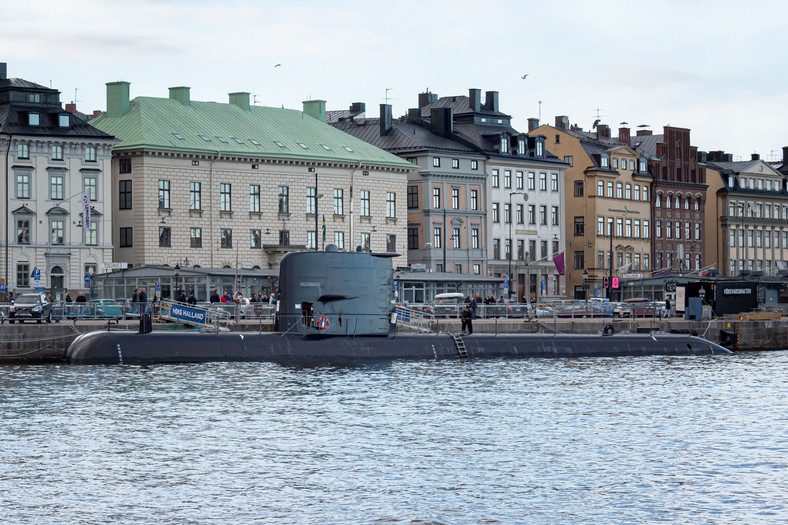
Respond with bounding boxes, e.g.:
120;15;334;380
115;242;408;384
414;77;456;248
0;63;116;300
706;152;788;277
89;83;412;274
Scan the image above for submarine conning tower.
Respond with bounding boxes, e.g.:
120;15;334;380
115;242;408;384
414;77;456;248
277;245;398;336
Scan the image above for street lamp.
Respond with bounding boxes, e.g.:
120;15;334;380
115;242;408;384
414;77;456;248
508;191;526;300
582;269;589;306
174;263;180;300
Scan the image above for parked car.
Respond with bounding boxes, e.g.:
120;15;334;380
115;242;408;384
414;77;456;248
423;293;465;318
623;297;657;317
89;299;124;320
8;292;53;324
611;302;630;318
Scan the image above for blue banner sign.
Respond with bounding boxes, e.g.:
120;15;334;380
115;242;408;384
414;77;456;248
170;304;207;325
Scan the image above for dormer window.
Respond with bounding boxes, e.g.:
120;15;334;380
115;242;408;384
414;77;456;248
728;175;735;187
536;140;544;157
639;158;647;173
27;93;41;103
59;114;70;127
518;137;526;155
28;113;40;126
601;154;609;168
500;135;509;154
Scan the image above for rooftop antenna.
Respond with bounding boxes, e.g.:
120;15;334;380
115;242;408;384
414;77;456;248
385;87;393;104
73;88;79;107
538;100;542;120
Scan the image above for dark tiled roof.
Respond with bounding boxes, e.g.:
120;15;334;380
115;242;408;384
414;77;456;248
629;134;663;158
0;77;50;90
705;160;761;173
332;117;479;155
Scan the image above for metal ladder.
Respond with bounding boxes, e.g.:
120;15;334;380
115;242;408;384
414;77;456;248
451;332;468;359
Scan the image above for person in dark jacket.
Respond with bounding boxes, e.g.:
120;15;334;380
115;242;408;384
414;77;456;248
138;288;148;313
177;290;187;303
210;290;220;303
75;291;87;303
461;305;473;335
65;292;73;303
187;292;197;305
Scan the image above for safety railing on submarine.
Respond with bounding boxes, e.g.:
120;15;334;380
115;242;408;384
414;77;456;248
394;304;434;332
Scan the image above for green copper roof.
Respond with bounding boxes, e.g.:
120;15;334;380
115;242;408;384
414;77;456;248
89;95;413;168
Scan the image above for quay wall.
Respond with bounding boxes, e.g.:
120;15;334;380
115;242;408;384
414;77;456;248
0;318;785;364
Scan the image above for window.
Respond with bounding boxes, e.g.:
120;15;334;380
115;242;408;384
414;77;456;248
574;217;585;236
634;185;640;201
574;251;585;270
305;231;316;250
333;231;343;249
407;186;419;208
85;222;98;246
185;181;200;210
539;173;547;191
529;240;536;262
386;234;396;252
504;170;511;188
500;136;509;154
598;251;605;269
616;182;623;199
83;174;98;201
250;185;260;212
361;190;370;216
528;205;535;224
539;205;547;225
452;158;459;169
516;204;524;224
119;158;132;173
17;143;29;159
189;227;201;248
574;180;584;197
493;239;500;260
666;221;672;238
597;216;605;235
634;220;641;238
551;206;559;225
159;227;171;247
470;189;478;210
564;155;573;167
51;145;63;160
119;180;132;209
333;189;344;215
492;202;499;223
217;183;231;212
676;221;682;239
694;198;700;210
518;239;525;260
16;217;31;244
536;141;543;156
251;229;261;249
666;195;671;209
600;154;609;168
85;146;96;162
551;173;558;191
492;169;499;188
607;181;614;198
408;227;419;250
449;188;459;209
433;187;441;208
613;158;619;169
452;228;460;248
433;226;442;249
505;239;511;260
29;113;40;126
625;219;632;237
616;218;623;236
433;157;440;167
386;192;396;218
50;173;64;200
625;184;631;200
16;171;30;199
158;180;170;209
221;228;232;248
516;171;523;189
471;160;478;170
16;263;29;288
597;180;604;197
120;227;133;247
277;186;288;214
472;228;479;249
473;264;481;275
504;203;511;224
528;172;535;190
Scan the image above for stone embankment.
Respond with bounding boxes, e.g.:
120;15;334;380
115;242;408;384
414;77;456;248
0;317;785;364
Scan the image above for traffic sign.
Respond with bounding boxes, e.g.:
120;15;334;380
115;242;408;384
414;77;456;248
612;277;620;289
603;277;609;288
84;273;91;288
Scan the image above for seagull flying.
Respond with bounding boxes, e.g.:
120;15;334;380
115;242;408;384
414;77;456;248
274;64;281;68
521;74;529;79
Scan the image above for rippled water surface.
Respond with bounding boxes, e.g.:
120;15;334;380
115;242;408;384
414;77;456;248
2;351;787;524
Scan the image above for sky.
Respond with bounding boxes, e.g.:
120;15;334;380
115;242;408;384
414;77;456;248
3;0;787;161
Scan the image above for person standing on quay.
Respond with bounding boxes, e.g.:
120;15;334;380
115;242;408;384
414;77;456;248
461;305;473;335
138;288;148;313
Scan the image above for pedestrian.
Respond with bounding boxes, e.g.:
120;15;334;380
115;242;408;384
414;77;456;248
187;292;197;305
665;297;672;318
269;293;276;304
469;294;478;319
138;288;148;313
75;291;87;303
220;292;229;303
177;289;187;303
210;289;220;303
461;305;473;335
65;292;73;303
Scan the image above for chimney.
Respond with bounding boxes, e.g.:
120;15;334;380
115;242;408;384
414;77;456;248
302;100;326;123
636;129;652;136
469;88;481;112
349;102;365;114
430;107;453;137
380;104;392;136
168;86;191;106
407;108;421;124
597;124;611;139
65;103;77;114
724;153;734;162
106;81;130;118
485;91;499;113
418;90;437;108
228;92;250;111
783;146;788;165
618;126;630;144
528;118;539;132
555;115;569;130
92;110;102;119
0;62;6;80
697;151;708;164
751;153;760;161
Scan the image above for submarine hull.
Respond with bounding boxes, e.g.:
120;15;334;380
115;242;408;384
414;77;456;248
67;331;731;365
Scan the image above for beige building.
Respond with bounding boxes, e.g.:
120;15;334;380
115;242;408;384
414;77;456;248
531;118;652;299
89;83;412;272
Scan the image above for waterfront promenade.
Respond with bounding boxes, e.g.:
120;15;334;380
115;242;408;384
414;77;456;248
1;316;786;364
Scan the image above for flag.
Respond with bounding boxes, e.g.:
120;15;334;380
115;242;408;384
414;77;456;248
82;190;91;231
321;215;326;247
552;251;565;276
653;268;672;277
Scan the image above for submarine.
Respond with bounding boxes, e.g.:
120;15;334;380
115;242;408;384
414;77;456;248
67;246;731;365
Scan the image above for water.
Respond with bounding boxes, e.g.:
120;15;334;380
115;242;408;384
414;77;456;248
2;352;787;524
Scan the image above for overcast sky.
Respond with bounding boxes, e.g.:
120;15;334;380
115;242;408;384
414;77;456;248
3;0;786;161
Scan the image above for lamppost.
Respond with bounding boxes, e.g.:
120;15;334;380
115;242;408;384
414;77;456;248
508;191;526;300
582;269;589;306
608;217;614;300
174;263;180;300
